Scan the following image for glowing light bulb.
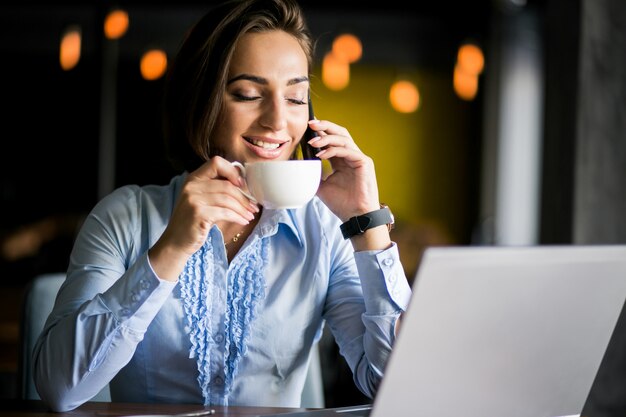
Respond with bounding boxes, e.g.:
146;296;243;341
322;52;350;91
332;33;362;63
60;26;81;71
140;49;168;81
453;65;479;101
457;43;484;75
389;80;420;113
104;9;129;40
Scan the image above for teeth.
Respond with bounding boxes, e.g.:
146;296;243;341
250;139;280;150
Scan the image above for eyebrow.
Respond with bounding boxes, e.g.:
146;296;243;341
226;74;309;86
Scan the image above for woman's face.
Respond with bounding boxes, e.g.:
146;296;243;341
213;30;310;163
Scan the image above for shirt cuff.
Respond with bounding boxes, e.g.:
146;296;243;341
101;251;177;330
354;242;412;314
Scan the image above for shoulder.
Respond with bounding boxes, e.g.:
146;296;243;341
99;174;182;208
88;174;185;229
73;174;185;263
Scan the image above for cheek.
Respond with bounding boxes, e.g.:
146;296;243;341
221;106;249;130
213;108;250;144
290;111;309;143
293;124;308;143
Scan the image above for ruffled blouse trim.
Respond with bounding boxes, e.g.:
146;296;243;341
179;234;268;406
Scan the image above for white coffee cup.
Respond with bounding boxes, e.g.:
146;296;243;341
231;160;321;209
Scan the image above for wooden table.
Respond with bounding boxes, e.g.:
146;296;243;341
0;399;306;417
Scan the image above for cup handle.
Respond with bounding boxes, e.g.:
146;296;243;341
230;161;258;203
231;161;245;175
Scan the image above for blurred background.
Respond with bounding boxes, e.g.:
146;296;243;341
0;0;624;407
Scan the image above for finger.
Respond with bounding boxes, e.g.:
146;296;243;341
191;156;246;188
204;179;260;215
314;145;368;167
308;119;350;137
207;198;257;225
224;181;261;213
308;134;360;153
179;189;255;231
180;175;258;226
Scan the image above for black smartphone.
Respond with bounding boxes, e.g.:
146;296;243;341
301;93;320;160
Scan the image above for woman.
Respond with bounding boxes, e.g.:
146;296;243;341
33;0;411;412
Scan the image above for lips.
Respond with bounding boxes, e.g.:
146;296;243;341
245;137;281;150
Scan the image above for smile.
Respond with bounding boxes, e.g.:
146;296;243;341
245;137;283;150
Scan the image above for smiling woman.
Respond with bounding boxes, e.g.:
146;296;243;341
31;0;411;412
212;30;310;161
7;0;615;408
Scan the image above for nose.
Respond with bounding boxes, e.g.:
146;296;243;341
258;97;288;131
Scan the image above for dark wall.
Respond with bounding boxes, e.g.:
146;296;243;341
541;0;626;415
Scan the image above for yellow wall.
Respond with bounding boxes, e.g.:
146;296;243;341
311;64;475;251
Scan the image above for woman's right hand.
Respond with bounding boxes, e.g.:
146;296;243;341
148;156;259;281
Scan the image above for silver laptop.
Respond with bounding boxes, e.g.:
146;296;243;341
260;245;626;417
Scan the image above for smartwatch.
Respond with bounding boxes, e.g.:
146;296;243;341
340;204;395;239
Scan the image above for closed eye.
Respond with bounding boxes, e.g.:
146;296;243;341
288;98;306;105
232;93;260;102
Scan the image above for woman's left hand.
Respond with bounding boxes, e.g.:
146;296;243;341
307;119;381;222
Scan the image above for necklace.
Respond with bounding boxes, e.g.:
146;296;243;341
225;230;246;246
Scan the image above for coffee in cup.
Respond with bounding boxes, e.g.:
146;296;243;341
231;160;321;209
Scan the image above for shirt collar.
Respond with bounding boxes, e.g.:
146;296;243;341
257;208;305;247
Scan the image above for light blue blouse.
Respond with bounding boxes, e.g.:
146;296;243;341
32;173;412;412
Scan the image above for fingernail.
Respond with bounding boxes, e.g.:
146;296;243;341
308;136;320;144
238;177;246;187
308;119;319;125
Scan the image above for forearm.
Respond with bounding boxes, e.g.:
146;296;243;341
353;243;411;395
33;303;143;412
33;254;176;411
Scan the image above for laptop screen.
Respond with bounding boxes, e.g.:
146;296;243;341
370;245;626;417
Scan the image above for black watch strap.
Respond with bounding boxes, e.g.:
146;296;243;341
340;206;394;239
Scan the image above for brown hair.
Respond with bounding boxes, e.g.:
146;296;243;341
163;0;314;171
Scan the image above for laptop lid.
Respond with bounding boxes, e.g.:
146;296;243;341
370;245;626;417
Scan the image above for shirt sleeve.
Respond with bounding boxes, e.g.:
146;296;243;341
354;242;412;314
32;187;177;412
324;235;412;400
